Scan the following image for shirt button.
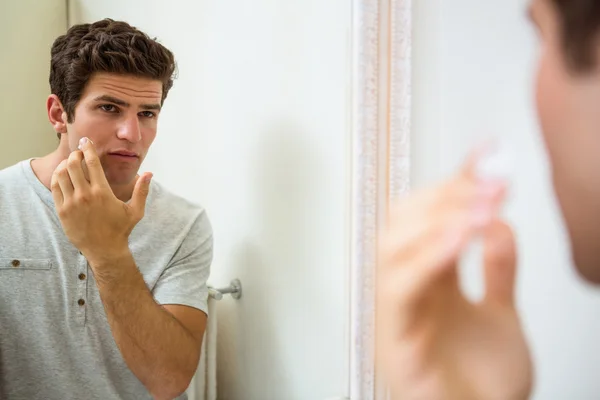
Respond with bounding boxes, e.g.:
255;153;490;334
78;273;86;280
78;299;85;306
11;260;20;268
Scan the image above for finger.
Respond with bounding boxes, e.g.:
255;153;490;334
377;222;471;342
391;161;477;222
66;150;88;190
387;142;506;235
377;165;507;332
376;145;510;340
50;168;64;206
460;141;493;179
483;219;517;307
79;137;108;187
386;210;471;297
383;175;507;269
129;173;153;219
378;144;509;292
81;157;91;182
54;160;74;199
380;181;508;317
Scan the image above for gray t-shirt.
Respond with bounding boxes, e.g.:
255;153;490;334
0;159;213;399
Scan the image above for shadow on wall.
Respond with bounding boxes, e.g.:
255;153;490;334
216;119;329;400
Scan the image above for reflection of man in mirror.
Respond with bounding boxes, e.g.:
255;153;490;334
0;19;212;399
378;0;600;398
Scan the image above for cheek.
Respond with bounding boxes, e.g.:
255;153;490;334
535;51;560;144
141;120;158;143
65;122;87;151
534;46;574;162
66;113;112;150
141;127;157;147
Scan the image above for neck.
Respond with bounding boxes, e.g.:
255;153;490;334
31;141;136;203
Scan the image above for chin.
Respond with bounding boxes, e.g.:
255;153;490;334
106;173;138;187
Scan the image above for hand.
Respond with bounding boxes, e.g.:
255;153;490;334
376;153;534;400
51;137;152;265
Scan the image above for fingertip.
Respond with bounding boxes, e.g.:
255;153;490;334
135;173;153;185
460;139;503;180
483;218;518;306
483;219;516;260
69;148;84;160
485;218;514;239
77;137;87;151
78;137;95;151
57;159;68;169
460;144;488;178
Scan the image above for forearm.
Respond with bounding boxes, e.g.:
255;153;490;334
91;251;200;399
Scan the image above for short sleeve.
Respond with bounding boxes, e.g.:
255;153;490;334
151;211;213;315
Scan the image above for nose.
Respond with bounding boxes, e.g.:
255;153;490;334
117;114;142;143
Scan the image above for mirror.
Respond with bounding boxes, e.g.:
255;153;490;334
0;0;412;399
12;1;600;400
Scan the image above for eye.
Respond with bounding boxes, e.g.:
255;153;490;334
100;104;118;113
139;111;156;118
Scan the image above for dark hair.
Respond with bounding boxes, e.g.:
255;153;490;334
49;19;177;138
551;0;600;71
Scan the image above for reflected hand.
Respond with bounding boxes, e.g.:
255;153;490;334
51;137;152;266
376;154;533;400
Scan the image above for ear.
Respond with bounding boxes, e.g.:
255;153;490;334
47;95;68;137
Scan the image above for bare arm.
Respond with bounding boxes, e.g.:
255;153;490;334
92;250;206;400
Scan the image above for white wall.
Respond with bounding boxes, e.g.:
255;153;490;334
69;1;351;399
413;1;600;399
64;1;600;398
0;0;67;169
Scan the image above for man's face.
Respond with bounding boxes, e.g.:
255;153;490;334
531;0;600;279
65;72;162;187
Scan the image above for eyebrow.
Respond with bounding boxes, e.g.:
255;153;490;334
93;95;162;111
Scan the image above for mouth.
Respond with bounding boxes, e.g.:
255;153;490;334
107;151;140;163
108;150;140;158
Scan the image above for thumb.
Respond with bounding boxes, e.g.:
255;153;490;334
130;172;153;218
483;218;517;307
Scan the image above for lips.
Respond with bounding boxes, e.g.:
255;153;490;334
109;150;139;158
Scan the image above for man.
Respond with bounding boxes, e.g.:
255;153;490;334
0;19;212;399
377;0;600;398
